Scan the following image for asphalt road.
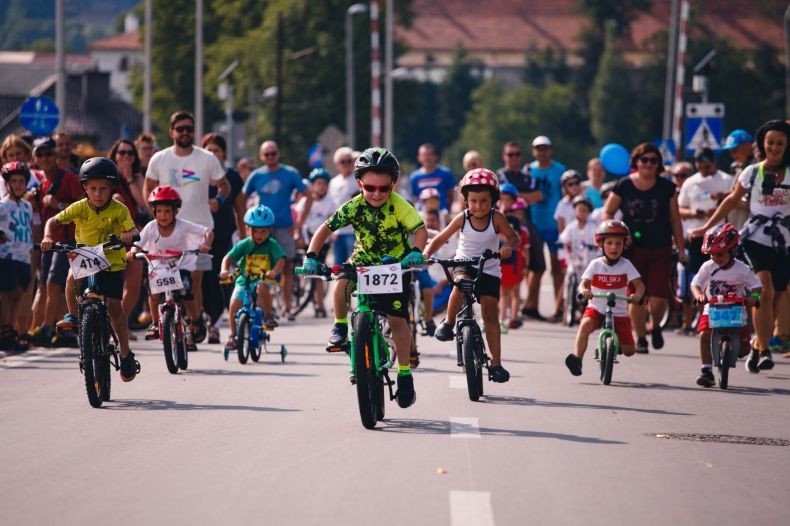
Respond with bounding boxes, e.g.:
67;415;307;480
2;302;789;525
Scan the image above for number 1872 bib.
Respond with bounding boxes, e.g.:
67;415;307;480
357;264;402;294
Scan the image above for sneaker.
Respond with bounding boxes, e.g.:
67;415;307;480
758;350;774;371
650;327;664;350
286;310;296;322
565;354;583;376
499;321;509;334
314;306;327;318
395;374;416;408
521;307;546;321
120;351;140;382
434;320;455;342
328;323;348;346
675;326;695;337
547;312;563;324
207;325;220;344
696;367;715;387
488;364;510;383
745;349;760;373
145;323;159;341
507;318;522;330
223;336;236;361
264;316;279;329
423;319;436;337
768;336;786;353
635;337;649;354
30;325;52;347
55;313;78;332
191;318;207;343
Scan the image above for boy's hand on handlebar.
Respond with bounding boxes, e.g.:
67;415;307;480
199;244;211;253
264;270;279;281
579;288;593;301
693;294;707;307
120;231;136;246
302;257;319;275
499;245;513;260
401;250;425;267
40;237;54;252
629;292;643;305
219;270;229;280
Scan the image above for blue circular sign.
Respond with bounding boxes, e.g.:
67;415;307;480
19;96;60;136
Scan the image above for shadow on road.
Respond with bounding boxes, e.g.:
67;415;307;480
601;381;790;397
184;368;317;378
376;418;626;444
481;395;693;415
104;399;301;412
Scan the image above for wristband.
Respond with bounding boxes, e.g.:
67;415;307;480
305;251;317;259
750;292;761;299
215;194;226;205
410;247;421;253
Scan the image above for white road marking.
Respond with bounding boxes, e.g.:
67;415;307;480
0;348;73;370
450;417;480;439
449;491;495;526
449;375;466;389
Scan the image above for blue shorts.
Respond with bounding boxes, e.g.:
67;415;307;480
539;228;560;254
0;259;32;292
231;280;272;303
414;269;434;290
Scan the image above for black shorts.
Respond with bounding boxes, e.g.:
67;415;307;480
341;270;411;319
743;240;790;292
41;250;70;286
452;265;501;300
0;259;32;292
525;223;546;273
76;269;125;300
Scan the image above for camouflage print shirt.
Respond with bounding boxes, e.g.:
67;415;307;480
326;192;425;265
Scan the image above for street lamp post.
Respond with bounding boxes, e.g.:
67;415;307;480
346;3;368;150
218;60;240;164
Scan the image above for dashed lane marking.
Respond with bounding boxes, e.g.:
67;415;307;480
450;417;480;439
449;491;495;526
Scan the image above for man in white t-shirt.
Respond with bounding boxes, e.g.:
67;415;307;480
144;111;229;341
678;147;733;277
327;147;358;264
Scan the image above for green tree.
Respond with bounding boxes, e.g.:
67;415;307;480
436;47;483;150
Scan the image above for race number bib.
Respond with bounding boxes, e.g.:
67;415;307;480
708;304;746;329
67;244;110;279
357;264;402;294
148;262;184;294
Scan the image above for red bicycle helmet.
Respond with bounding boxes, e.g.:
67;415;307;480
148;185;182;208
702;223;739;254
460;168;500;200
1;161;30;183
594;219;631;246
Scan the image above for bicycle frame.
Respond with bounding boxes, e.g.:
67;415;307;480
590;292;630;358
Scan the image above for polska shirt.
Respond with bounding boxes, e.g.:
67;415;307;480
582;256;640;316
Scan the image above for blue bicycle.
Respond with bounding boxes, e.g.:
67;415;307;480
220;270;286;364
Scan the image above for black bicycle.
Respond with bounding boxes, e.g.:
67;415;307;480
429;250;500;402
36;235;140;408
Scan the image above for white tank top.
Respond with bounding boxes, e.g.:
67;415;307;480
455;210;501;277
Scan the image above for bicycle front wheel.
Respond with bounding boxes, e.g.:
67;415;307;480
98;354;111;401
462;325;484;401
161;309;179;374
237;313;251;364
353;313;379;429
719;339;732;390
79;307;104;408
602;337;615;385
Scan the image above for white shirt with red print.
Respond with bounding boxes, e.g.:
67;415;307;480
582;256;641;316
691;259;761;314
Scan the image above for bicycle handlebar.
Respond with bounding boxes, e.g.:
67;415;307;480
428;250;501;290
294;259;429;279
34;234;140;252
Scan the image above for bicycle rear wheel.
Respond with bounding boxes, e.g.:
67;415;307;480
462;325;484;401
602;338;615;385
161;309;179;374
237;313;251;364
718;339;732;390
353;314;379;429
79;307;104;408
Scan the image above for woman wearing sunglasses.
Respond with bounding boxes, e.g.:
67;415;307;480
602;142;687;354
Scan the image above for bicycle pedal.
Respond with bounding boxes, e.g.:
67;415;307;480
326;343;348;353
349;375;357;385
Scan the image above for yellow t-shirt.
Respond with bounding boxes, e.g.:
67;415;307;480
55;198;135;271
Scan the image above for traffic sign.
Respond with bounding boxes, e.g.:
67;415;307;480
307;143;324;169
19;96;60;136
653;138;676;166
685;102;725;155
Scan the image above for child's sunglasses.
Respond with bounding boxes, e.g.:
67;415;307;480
362;184;392;193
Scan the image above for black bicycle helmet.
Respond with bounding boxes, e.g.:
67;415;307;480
354;147;400;181
79;157;119;184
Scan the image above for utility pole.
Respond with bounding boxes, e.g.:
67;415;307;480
218;60;239;164
55;0;65;123
662;0;679;141
384;0;394;150
346;3;368;149
785;4;790;118
275;13;284;145
195;0;204;138
143;0;152;133
370;1;382;147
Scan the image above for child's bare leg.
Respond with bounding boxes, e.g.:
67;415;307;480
64;273;77;318
699;329;712;365
444;285;463;325
575;317;597;359
258;283;273;317
333;278;351;320
228;299;242;337
148;293;161;325
388;316;411;367
481;296;502;365
106;298;130;358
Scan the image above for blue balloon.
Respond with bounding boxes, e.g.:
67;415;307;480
599;143;631;176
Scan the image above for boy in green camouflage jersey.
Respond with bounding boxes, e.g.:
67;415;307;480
303;148;427;408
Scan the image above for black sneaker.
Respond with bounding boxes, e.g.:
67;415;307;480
328;323;348;346
423;319;436;337
565;354;583;376
120;351;140;382
521;307;547;321
696;367;715;387
745;349;760;373
488;364;510;383
434;321;454;342
758;350;774;370
650;327;664;350
396;374;416;408
635;337;649;354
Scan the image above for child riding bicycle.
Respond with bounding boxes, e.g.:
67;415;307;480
302;147;428;408
41;157;140;382
131;185;213;348
425;168;519;383
690;223;761;387
220;205;286;352
565;220;645;376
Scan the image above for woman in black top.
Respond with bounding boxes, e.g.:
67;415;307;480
603;143;687;353
201;133;246;343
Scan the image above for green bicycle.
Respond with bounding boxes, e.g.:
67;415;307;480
296;259;419;429
585;292;633;385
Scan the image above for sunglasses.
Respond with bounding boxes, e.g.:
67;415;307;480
338;158;353;164
173;125;194;134
639;156;660;165
263;152;278;158
116;150;135;157
674;171;690;178
34;150;54;157
362;184;392;193
564;181;580;187
505;152;521;157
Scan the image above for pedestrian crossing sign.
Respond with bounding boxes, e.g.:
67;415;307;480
685;103;725;155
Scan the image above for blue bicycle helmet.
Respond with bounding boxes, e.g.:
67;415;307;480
500;182;518;198
244;205;275;228
308;167;331;182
